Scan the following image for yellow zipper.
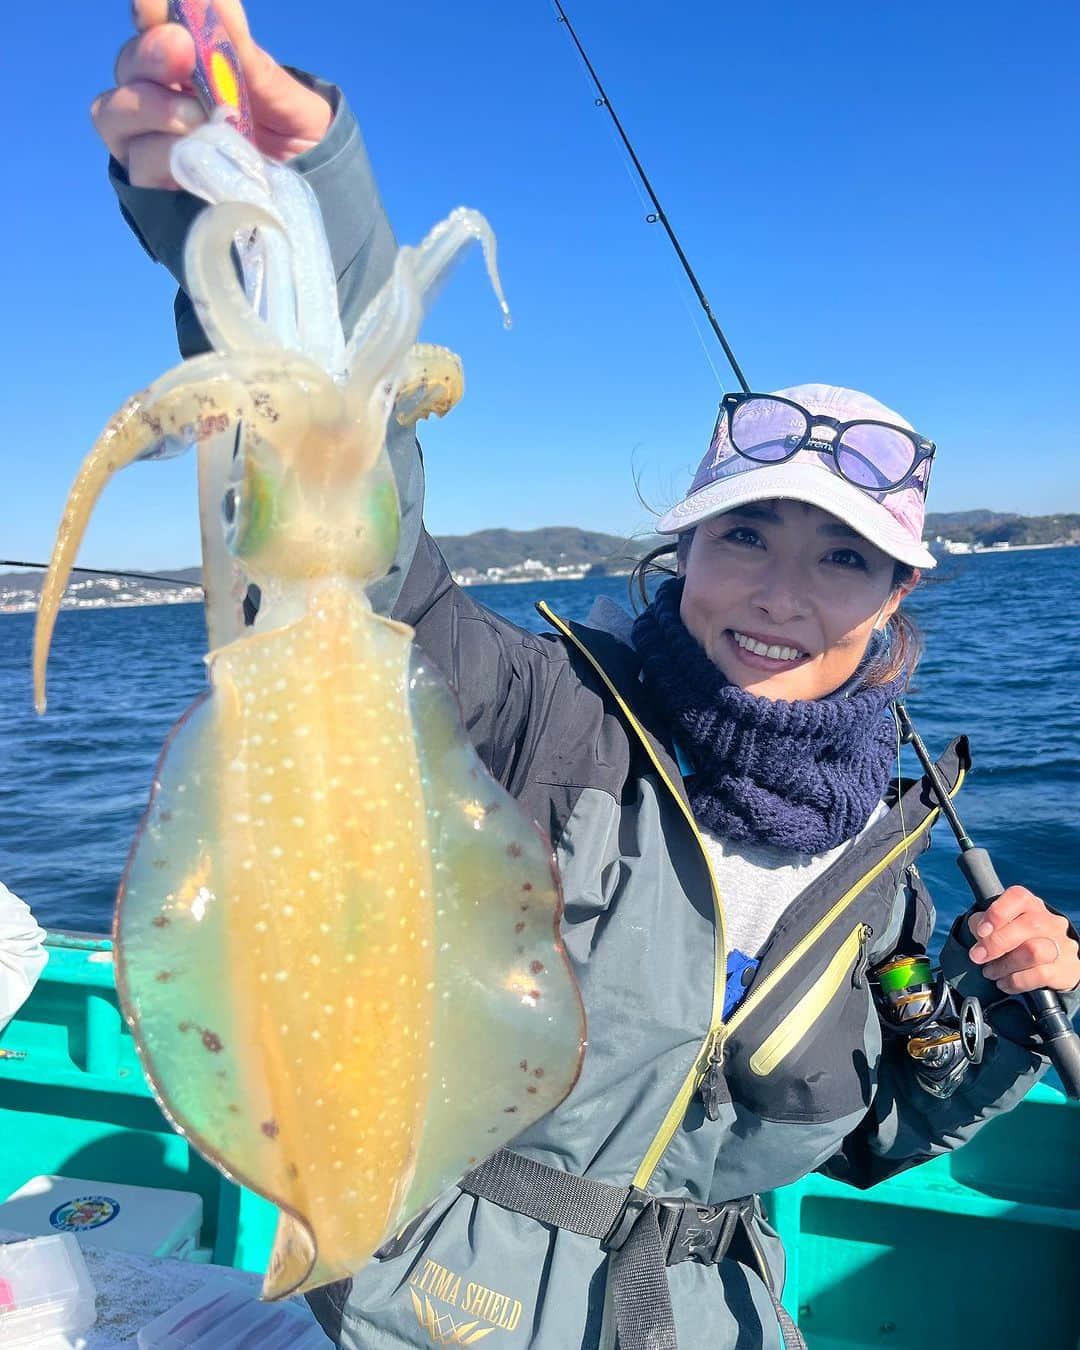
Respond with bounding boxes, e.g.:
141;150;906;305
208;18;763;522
748;922;870;1076
536;602;728;1191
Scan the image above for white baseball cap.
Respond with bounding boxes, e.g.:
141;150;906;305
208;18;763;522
657;383;937;569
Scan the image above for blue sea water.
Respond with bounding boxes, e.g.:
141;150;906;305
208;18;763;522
1;549;1077;945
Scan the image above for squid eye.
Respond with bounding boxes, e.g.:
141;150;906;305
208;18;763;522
224;449;276;561
222;442;247;546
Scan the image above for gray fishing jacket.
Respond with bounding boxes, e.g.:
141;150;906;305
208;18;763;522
112;76;1073;1350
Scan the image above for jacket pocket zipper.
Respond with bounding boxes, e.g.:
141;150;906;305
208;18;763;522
698;1027;728;1121
748;923;872;1077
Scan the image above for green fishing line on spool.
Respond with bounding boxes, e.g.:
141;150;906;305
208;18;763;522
875;955;933;995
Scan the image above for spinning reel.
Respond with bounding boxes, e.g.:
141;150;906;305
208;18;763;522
872;953;988;1098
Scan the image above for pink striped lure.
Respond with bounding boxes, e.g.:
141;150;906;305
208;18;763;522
169;0;253;139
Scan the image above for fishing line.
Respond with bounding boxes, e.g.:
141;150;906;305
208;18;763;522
594;82;728;390
0;560;201;590
551;0;751;394
891;702;909;850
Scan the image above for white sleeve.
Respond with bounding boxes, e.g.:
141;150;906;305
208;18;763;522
0;882;48;1033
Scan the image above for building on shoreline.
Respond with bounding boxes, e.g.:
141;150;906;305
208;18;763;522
934;537;1078;557
0;574;202;615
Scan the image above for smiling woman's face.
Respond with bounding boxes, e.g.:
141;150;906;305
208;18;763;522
679;500;914;701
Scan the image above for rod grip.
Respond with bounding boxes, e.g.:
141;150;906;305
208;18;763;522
1024;990;1080;1100
956;848;1002;910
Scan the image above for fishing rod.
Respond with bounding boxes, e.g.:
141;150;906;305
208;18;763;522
1;561;201;590
894;702;1080;1099
552;1;751;394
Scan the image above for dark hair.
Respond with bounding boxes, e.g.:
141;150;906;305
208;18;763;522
628;528;923;687
879;563;922;686
628;536;683;611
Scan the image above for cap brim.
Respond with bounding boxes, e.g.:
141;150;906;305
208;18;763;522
656;461;937;569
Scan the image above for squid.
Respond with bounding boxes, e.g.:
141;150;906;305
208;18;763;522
33;117;584;1299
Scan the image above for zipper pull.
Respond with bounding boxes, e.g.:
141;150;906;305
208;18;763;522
698;1032;729;1121
852;924;874;990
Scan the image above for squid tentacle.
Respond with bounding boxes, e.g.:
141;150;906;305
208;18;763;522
343;208;508;378
343;210;509;448
184;202;291;356
176;132;345;376
172;115;295;350
392;344;465;428
344;266;424;457
263;159;346;378
33;350;333;712
405;207;509;326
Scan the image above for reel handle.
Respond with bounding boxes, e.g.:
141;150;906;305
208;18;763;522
957;848;1080;1099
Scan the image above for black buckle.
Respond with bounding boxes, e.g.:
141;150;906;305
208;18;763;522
660;1199;736;1267
603;1189;759;1267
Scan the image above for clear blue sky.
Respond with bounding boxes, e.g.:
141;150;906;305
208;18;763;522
5;0;1079;570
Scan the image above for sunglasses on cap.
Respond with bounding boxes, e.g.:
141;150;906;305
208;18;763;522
714;392;936;498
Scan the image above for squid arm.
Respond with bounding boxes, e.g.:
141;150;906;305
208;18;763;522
393;345;465;427
184;202;286;357
33;350;332;713
343;208;508;445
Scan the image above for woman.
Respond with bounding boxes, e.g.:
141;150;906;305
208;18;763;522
94;7;1079;1348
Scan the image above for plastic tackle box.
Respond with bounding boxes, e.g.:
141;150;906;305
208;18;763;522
0;1232;97;1346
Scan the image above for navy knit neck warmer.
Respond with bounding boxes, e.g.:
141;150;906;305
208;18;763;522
632;579;906;853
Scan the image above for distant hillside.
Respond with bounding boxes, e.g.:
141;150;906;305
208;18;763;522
434;528;660;574
925;512;1080;546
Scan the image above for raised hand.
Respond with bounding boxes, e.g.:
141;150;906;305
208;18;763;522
91;0;331;188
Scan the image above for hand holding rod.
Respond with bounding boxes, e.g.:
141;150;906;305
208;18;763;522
895;702;1080;1099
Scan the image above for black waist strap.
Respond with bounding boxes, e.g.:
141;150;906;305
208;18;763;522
460;1149;806;1350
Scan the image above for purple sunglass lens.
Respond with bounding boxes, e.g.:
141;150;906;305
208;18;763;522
836;424;917;490
729;399;807;462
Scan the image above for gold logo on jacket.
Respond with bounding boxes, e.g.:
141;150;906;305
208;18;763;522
408;1259;523;1345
